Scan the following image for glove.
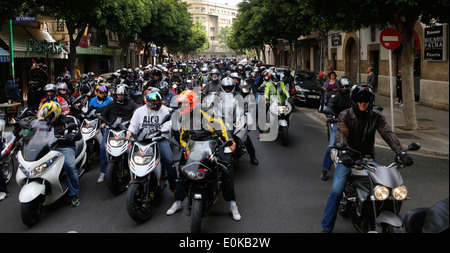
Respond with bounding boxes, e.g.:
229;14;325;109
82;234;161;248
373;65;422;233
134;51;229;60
396;151;414;166
339;151;354;167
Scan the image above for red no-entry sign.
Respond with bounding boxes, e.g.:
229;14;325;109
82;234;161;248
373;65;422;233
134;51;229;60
380;28;401;50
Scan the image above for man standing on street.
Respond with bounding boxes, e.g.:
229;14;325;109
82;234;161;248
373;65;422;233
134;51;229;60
366;67;375;89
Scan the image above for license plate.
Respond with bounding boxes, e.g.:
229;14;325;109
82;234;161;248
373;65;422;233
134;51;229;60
308;95;320;99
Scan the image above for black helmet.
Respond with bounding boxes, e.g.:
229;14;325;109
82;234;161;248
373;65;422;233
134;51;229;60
350;84;375;116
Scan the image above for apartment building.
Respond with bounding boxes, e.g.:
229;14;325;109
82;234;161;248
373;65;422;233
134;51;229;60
182;0;239;58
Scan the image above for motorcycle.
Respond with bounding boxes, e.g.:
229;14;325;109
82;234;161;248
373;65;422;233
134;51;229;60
176;139;234;233
334;142;421;233
80;108;103;168
126;115;170;223
266;95;293;146
15;120;86;226
103;117;131;195
1;108;37;184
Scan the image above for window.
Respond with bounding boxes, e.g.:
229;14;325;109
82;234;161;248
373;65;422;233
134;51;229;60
201;17;205;22
195;7;199;12
201;8;205;12
210;27;215;32
57;19;65;31
210;36;215;41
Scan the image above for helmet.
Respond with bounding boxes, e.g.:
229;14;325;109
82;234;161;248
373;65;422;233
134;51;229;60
221;77;235;92
176;90;198;115
144;92;163;111
88;72;95;80
44;83;57;93
337;76;352;95
172;68;179;76
95;85;108;100
283;68;291;76
57;82;68;92
351;84;374;103
80;74;89;82
160;81;169;93
210;69;220;82
271;72;282;85
39;100;62;124
115;84;128;104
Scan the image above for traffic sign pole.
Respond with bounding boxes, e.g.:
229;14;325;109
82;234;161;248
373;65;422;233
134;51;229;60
380;28;402;132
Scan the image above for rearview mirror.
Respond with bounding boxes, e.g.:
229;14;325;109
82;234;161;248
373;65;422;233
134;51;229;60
407;142;421;151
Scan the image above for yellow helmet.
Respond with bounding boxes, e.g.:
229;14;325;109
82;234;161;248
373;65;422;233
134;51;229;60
39;101;62;123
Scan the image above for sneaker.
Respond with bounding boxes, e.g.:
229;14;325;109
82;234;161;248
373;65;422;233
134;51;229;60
97;172;105;183
399;103;403;107
321;170;329;181
230;204;241;221
166;201;182;215
71;194;80;207
0;192;10;201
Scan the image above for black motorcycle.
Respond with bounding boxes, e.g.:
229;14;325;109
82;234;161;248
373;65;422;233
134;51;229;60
335;142;421;233
176;139;233;233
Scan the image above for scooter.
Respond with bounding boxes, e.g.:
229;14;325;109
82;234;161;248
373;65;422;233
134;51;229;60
103;117;131;195
15;120;86;227
126;115;171;223
267;95;292;146
176;139;234;233
335;142;421;233
80;108;103;168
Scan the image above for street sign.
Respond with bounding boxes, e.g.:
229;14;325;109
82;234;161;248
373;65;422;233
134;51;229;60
380;28;401;50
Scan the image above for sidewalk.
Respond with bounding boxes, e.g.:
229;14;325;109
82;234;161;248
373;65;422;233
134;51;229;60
311;93;449;159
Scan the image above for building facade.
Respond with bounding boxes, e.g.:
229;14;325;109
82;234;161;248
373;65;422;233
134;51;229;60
183;0;239;59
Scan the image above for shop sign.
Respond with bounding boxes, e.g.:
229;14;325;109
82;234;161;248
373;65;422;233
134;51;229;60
331;33;341;46
424;25;447;61
14;15;37;23
26;39;63;54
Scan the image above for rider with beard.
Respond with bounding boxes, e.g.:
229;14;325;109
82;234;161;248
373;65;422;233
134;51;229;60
166;89;241;221
96;85;139;183
218;77;259;165
320;77;353;181
203;68;221;95
320;84;414;233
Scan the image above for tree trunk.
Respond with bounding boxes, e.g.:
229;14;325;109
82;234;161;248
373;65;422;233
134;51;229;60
67;22;88;78
319;30;330;71
394;16;418;130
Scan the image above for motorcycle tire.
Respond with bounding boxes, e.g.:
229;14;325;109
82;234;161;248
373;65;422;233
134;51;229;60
1;156;15;184
105;160;130;195
280;126;289;146
191;199;203;233
126;183;153;223
21;195;44;227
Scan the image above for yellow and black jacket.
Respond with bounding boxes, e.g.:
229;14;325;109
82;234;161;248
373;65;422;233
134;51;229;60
179;108;233;148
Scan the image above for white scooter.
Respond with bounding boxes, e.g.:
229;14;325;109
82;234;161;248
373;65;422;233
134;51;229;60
15;120;86;227
126;115;170;223
80;108;103;168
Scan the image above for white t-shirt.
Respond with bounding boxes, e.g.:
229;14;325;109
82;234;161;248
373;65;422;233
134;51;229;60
127;105;172;139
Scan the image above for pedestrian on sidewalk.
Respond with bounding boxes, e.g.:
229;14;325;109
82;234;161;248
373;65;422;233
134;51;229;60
367;67;375;89
396;70;403;106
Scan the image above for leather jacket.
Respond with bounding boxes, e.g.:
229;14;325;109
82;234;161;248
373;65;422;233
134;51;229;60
336;107;403;159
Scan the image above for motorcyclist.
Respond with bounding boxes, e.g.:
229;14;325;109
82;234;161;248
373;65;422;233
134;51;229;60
320;84;414;233
39;83;71;116
202;68;221;95
320;77;353;181
57;82;72;109
282;68;295;93
143;68;162;91
166;90;241;221
159;81;177;108
88;85;113;113
125;92;177;193
96;84;139;183
38;101;82;206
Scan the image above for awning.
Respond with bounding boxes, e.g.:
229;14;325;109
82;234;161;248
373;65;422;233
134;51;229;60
0;46;9;62
0;24;68;59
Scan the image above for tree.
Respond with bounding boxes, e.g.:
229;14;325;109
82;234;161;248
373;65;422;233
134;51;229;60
304;0;449;130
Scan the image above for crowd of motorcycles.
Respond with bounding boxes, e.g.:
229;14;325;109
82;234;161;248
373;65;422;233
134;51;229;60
0;59;446;233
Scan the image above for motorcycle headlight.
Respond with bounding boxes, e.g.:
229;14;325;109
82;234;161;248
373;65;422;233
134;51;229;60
82;120;98;134
392;185;408;200
373;185;390;200
19;154;60;177
133;155;152;165
181;167;208;180
109;139;126;147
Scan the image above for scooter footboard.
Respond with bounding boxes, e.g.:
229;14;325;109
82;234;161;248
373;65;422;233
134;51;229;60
18;181;45;204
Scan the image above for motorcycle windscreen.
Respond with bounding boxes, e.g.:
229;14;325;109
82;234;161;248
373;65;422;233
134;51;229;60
23;120;58;161
185;140;218;164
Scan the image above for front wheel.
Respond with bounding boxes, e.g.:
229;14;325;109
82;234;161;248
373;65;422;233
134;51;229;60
280;126;289;146
191;198;203;233
21;195;44;227
126;182;153;223
1;157;15;184
105;160;130;195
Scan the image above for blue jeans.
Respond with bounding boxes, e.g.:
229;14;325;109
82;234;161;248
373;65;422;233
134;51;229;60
158;138;177;191
56;146;79;196
320;162;351;232
100;129;109;173
321;124;337;171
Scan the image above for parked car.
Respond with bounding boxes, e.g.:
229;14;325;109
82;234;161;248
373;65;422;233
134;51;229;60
293;70;323;107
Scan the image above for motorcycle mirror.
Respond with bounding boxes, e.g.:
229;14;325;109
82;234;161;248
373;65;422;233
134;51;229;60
161;114;171;125
407;142;421;151
334;142;348;150
376;106;384;112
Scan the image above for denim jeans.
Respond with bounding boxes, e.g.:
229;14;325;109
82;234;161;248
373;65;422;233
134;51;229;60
100;129;109;173
56;146;79;196
320;162;351;232
157;138;177;191
321;124;337;171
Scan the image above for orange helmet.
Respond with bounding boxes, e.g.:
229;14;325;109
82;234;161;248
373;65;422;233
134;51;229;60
176;90;198;115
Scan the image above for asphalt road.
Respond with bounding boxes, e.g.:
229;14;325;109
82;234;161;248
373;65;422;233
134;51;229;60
0;107;448;235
